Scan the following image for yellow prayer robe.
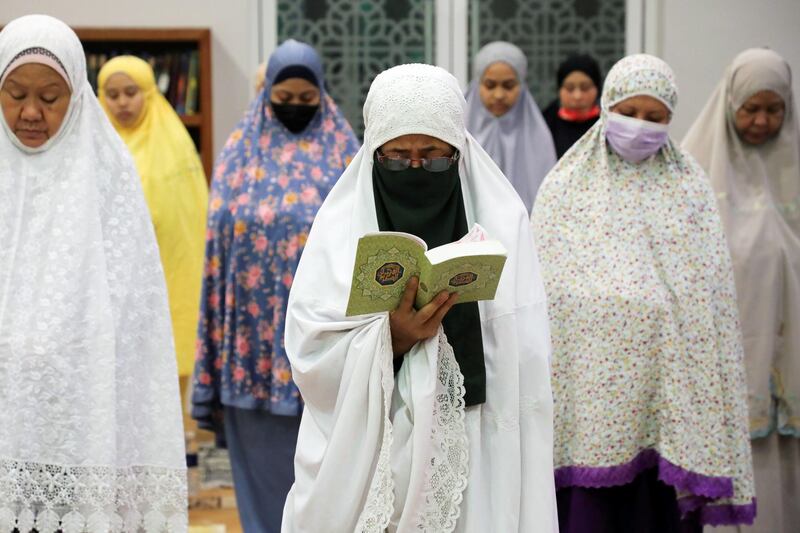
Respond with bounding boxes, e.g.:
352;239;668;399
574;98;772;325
99;55;208;376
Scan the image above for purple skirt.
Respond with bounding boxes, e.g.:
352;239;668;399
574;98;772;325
556;466;702;533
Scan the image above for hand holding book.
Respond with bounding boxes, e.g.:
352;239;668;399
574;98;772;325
388;276;459;356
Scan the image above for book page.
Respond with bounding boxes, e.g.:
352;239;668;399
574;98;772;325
359;231;427;250
424;239;507;266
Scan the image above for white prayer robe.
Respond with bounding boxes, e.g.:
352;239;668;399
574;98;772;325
0;15;186;533
281;64;558;533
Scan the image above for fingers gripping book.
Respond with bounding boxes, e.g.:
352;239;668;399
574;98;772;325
345;223;508;317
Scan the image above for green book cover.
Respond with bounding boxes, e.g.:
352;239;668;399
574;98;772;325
345;224;507;317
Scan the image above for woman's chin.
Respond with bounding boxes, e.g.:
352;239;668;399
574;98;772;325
490;106;510;117
16;130;48;147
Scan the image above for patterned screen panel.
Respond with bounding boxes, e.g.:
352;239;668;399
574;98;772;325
469;0;626;108
278;0;435;137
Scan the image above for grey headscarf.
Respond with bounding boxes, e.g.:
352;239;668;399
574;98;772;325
465;41;557;212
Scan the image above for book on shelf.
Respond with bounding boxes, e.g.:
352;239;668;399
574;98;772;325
155;53;170;94
345;223;508;317
167;51;181;107
174;52;188;115
85;48;200;117
86;53;99;91
185;50;200;115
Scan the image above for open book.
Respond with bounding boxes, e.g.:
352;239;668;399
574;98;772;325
345;223;508;316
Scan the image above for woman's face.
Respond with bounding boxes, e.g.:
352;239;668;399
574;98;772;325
610;95;671;124
559;70;598;112
479;61;521;117
103;72;145;127
734;90;785;146
379;134;455;167
270;77;320;106
1;63;71;148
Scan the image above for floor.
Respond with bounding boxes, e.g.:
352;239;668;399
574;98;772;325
189;487;242;533
182;376;244;533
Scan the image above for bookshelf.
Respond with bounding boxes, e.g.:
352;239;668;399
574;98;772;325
75;28;214;181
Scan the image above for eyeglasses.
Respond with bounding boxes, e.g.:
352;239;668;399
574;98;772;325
376;150;460;172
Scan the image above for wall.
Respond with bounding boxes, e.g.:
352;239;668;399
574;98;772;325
5;1;800;145
1;0;262;160
648;0;800;139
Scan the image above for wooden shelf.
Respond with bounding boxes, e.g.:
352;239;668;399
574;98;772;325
75;28;210;43
74;27;214;182
181;115;203;127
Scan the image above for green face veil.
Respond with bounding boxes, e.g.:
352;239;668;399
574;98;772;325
372;151;486;406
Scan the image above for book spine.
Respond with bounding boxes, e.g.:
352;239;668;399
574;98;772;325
185;50;199;115
168;51;180;107
178;52;190;114
415;258;435;309
97;53;108;93
153;55;165;94
86;53;98;94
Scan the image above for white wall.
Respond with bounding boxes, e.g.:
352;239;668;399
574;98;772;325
6;1;800;145
1;0;262;159
645;0;800;139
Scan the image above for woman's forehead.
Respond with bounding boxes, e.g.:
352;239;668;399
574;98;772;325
2;63;69;90
740;90;785;107
103;71;139;89
562;70;595;85
613;94;669;111
271;77;318;93
482;61;518;80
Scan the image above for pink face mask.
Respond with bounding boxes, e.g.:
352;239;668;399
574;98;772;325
604;112;670;163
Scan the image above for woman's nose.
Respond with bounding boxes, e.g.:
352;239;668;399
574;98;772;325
20;100;43;121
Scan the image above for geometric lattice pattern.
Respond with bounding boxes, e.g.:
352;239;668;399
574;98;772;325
469;0;626;106
278;0;625;134
278;0;435;137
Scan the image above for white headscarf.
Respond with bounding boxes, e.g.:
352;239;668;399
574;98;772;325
465;41;557;213
0;15;186;533
683;48;800;438
282;64;557;532
532;54;755;525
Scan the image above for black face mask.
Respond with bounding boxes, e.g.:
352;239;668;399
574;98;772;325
271;103;319;134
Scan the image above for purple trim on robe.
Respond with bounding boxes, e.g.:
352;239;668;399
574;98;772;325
676;493;757;526
699;500;757;527
555;448;756;526
677;494;708;515
555;448;733;497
